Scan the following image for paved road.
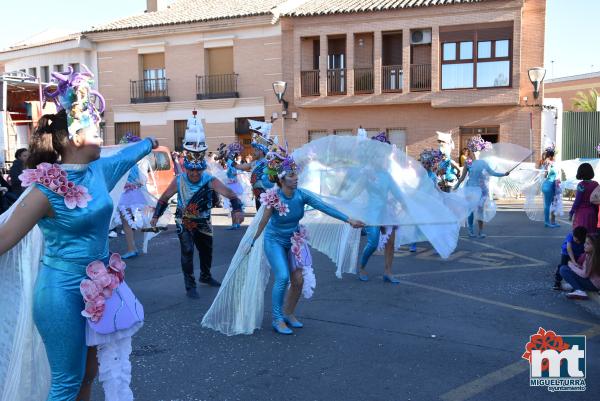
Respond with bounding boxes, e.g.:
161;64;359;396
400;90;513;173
94;204;600;401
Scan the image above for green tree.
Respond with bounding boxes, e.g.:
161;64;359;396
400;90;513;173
572;89;599;112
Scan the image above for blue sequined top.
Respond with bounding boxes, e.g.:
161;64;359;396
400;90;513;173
35;139;153;272
251;158;274;190
176;171;214;219
226;159;239;181
265;188;348;247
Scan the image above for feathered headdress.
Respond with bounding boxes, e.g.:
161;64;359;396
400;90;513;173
44;64;105;139
467;135;493;153
418;148;444;170
265;146;298;180
227;142;244;159
248;120;275;154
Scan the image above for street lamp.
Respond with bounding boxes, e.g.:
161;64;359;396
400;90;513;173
272;81;289;111
528;67;546;99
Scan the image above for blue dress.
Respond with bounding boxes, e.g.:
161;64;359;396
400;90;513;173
32;139;152;401
264;188;348;322
542;162;558;224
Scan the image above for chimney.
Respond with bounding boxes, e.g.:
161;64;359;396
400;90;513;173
146;0;158;12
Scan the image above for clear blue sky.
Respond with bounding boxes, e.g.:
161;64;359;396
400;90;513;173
0;0;598;79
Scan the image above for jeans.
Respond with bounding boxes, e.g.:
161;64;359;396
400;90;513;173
177;226;213;290
559;265;599;291
542;180;555;224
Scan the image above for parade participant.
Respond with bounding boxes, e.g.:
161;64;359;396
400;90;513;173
358;133;401;283
150;116;245;298
223;142;246;230
0;65;157;401
203;147;364;335
232;120;274;209
569;162;598;233
454;135;508;238
539;145;561;228
436;131;461;192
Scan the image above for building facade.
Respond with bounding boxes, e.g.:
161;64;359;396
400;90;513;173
279;0;547;156
545;71;600;111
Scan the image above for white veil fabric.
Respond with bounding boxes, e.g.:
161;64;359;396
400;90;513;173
0;145;135;400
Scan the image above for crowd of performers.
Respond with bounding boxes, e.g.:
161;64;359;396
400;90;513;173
0;64;599;401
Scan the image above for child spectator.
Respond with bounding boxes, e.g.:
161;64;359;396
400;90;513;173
554;226;587;290
559;234;600;300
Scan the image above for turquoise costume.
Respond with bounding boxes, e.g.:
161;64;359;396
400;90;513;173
32;139;152;401
250;158;274;209
542;162;558;224
264;188;348;323
465;159;504;228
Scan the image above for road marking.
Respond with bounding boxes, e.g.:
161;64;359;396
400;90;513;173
400;280;599;327
461;238;546;265
440;325;600;401
397;263;542;278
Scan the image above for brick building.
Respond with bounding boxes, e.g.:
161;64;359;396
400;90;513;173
545;71;600;111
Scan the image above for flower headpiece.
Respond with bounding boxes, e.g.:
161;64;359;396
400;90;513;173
227;142;244;159
265;148;298;180
44;64;105;139
467;135;493;153
371;131;390;144
418;148;444;170
249;120;275;154
544;144;556;156
595;142;600;154
119;132;141;144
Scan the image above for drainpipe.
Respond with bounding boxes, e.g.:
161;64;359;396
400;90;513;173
529;111;533;162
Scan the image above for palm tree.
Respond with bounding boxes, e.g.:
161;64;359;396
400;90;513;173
572;89;599;112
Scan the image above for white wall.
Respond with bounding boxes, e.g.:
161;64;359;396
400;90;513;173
542;98;563;161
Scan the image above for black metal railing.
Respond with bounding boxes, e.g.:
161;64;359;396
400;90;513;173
410;64;431;92
382;65;403;93
301;70;320;96
354;67;374;94
327;68;346;95
130;78;170;103
196;74;239;100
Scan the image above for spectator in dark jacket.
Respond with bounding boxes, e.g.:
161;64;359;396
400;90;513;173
9;148;29;195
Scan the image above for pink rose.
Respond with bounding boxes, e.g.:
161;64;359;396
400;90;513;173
67;182;74;189
107;274;120;291
38;162;52;171
64;194;77;209
101;286;113;299
57;176;67;186
93;271;112;289
57;185;68;195
80;279;100;302
82;297;106;322
291;244;300;255
47;167;61;179
108;253;126;275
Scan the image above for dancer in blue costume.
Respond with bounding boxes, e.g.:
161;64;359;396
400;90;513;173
233;120;274;209
219;141;246;230
455;135;508;238
0;65;157;401
151;116;244;298
247;149;364;335
540;146;560;228
358;132;401;283
436;131;461;192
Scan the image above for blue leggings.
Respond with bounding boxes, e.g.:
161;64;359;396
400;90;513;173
264;240;291;322
468;213;475;229
360;226;381;268
542;181;555;224
33;266;87;401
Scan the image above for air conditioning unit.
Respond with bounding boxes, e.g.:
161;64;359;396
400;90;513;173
411;29;432;45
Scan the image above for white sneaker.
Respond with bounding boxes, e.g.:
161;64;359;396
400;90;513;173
108;231;117;238
120;230;125;235
566;290;588;300
561;282;573;292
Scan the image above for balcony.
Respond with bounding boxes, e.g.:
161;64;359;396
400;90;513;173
196;74;239;100
410;64;431;92
301;70;320;96
382;65;403;93
130;78;170;104
327;68;346;95
354;68;374;94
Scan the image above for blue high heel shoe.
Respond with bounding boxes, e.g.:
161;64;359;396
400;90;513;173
121;251;138;260
272;320;293;335
383;275;400;284
284;315;304;328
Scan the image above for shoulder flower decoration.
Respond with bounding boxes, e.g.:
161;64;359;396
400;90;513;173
19;163;92;209
259;187;290;216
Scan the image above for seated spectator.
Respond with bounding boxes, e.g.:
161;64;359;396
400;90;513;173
559;234;600;300
9;148;29;196
554;226;587;290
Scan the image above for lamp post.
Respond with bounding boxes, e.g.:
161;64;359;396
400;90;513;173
528;67;546;100
272;81;289;144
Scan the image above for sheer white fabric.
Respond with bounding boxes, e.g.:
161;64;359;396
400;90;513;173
0;187;50;401
201;206;270;335
97;336;134;401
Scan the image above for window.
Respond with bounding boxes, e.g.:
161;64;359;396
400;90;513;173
69;63;80;73
28;67;37;77
459;126;499;149
53;64;63;72
387;128;406;151
40;66;50;82
440;25;512;90
333;129;353;136
365;128;380;138
115;122;140;143
308;130;328;142
142;53;166;91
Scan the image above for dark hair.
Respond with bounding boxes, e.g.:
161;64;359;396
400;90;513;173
27;110;70;168
15;148;28;160
576;163;595;180
544;149;555;159
586;234;600;278
573;226;587;243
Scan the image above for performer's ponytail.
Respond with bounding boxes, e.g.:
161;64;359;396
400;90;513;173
27;110;70;167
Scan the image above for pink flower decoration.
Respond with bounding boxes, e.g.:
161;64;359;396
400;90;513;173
86;260;107;280
107;274;120;291
80;279;100;302
19;164;92;209
93;271;112;290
